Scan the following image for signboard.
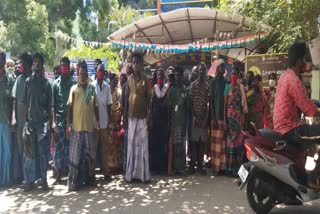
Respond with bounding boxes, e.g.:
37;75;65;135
245;53;288;84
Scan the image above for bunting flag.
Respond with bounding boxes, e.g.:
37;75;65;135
55;31;111;47
112;33;268;54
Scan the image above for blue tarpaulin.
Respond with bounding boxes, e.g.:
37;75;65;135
161;0;212;13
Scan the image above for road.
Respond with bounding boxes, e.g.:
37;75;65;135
1;173;320;214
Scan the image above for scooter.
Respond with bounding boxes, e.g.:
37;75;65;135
238;123;320;214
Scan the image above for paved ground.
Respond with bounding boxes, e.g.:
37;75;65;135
1;173;320;214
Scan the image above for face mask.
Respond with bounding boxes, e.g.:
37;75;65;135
96;72;104;80
61;65;69;75
157;78;164;85
269;79;276;87
19;64;24;73
7;67;15;75
231;74;238;85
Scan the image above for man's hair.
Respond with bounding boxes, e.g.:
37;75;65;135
288;42;306;68
232;67;240;75
96;64;105;72
0;51;6;64
157;67;165;76
174;66;184;75
254;74;262;82
132;52;143;64
53;65;60;72
247;70;254;78
269;72;276;79
95;58;102;65
19;52;32;67
197;62;206;70
77;59;86;66
60;56;70;66
79;61;88;74
32;52;44;64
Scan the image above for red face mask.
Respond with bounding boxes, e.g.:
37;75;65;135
19;64;24;73
96;71;104;80
231;74;238;84
157;78;164;85
61;65;69;75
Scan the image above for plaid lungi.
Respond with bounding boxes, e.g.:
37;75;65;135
211;120;227;173
68;131;96;186
170;127;186;173
53;128;69;173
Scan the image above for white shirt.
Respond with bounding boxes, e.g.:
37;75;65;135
92;80;112;129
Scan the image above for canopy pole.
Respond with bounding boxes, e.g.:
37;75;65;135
157;0;161;14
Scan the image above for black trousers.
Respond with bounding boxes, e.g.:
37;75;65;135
284;124;320;146
284;124;320;186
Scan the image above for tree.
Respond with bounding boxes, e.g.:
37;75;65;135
222;0;320;52
0;0;55;65
64;44;121;72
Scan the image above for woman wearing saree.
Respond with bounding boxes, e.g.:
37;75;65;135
246;74;268;129
224;69;247;175
149;68;170;173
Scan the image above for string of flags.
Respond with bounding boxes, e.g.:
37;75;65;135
55;31;111;48
112;33;268;54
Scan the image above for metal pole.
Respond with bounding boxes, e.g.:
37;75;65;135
157;0;161;14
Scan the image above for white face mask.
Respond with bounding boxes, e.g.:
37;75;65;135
269;79;276;87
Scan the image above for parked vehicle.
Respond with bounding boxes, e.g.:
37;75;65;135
238;123;320;214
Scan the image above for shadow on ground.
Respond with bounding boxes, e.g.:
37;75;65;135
1;174;319;214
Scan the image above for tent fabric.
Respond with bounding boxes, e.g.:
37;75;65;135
108;8;272;64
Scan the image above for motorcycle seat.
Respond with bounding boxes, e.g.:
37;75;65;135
259;129;284;143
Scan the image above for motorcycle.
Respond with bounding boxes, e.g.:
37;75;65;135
238;123;320;214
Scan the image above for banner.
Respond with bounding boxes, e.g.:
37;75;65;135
245;53;288;85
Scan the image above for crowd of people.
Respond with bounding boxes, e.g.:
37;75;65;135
0;50;278;192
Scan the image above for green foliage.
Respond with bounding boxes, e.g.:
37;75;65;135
0;0;55;65
64;45;121;72
223;0;320;52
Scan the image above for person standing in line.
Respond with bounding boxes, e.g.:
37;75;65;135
149;68;170;174
224;68;247;175
264;73;277;129
209;59;227;175
106;73;123;174
168;66;191;175
246;74;268;129
0;52;14;187
125;53;151;183
121;64;133;172
22;52;52;191
189;62;209;175
51;57;76;184
67;62;99;191
11;53;33;185
92;64;112;181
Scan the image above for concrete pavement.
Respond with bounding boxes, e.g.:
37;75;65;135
1;174;320;214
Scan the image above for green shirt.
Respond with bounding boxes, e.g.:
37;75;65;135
0;74;14;124
23;74;52;128
52;76;76;128
12;74;27;128
169;84;190;128
209;77;226;121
